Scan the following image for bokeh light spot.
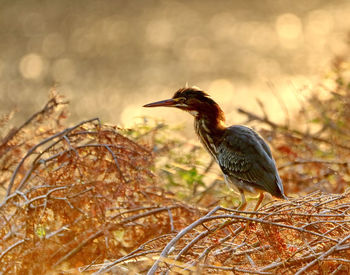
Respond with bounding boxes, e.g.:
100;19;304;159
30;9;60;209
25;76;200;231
276;13;303;48
19;53;44;79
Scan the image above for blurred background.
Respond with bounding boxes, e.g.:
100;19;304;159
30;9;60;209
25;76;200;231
1;0;350;129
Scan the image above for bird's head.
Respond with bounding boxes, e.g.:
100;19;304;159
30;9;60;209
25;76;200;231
143;87;225;122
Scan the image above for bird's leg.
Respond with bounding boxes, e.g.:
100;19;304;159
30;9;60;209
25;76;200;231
253;192;265;212
245;192;265;232
237;189;247;210
221;189;246;236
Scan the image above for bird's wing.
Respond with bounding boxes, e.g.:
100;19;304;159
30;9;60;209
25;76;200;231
217;125;283;197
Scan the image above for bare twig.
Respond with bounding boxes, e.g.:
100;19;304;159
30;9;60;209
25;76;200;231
202;264;272;274
295;234;350;275
0;96;67;152
147;206;221;274
6;117;100;196
0;239;28;261
94;234;174;274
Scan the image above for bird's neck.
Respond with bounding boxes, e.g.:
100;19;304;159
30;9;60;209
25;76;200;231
194;108;226;160
195;103;226;136
194;116;225;140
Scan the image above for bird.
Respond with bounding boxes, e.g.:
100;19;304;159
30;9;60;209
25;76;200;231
143;87;286;210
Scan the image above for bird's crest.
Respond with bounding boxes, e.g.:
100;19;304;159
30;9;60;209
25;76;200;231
173;86;210;100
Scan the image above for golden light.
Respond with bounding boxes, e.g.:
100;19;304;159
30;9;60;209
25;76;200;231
249;24;277;52
275;13;303;48
183;36;214;71
209;12;236;41
121;104;145;127
255;59;281;78
208;79;235;103
329;33;348;55
146;20;173;47
306;9;333;36
19;53;44;80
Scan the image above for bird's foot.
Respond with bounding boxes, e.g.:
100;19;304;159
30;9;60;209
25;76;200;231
236;201;247;211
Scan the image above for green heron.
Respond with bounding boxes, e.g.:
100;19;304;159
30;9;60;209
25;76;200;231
143;87;286;210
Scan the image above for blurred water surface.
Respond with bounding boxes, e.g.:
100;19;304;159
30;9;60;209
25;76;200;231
0;0;349;130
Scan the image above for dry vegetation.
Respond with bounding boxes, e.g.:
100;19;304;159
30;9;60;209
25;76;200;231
1;60;350;274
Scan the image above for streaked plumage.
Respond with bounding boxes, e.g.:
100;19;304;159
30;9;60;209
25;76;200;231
143;87;286;209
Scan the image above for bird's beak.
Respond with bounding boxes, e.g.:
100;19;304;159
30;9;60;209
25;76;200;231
143;98;177;108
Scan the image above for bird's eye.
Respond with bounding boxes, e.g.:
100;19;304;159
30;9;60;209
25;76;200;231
176;97;186;103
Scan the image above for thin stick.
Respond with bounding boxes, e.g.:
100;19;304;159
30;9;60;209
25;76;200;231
0;239;28;261
295;234;350;275
0;96;67;151
6;118;100;196
147;206;221;275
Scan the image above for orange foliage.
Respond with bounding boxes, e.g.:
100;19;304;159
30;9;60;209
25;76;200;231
0;94;200;273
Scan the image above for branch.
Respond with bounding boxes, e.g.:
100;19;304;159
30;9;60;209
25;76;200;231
0;96;67;153
93;234;173;274
147;206;221;274
295;234;350;275
6;118;100;196
0;239;28;261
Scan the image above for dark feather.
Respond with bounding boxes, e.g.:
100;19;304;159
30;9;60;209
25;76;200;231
217;125;284;198
173;87;210;99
